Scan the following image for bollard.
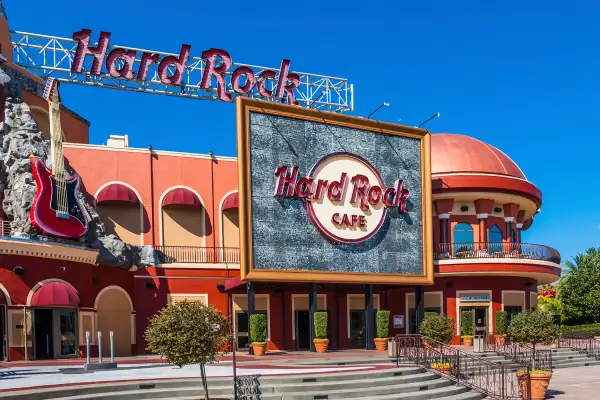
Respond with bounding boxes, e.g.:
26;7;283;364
97;331;103;364
110;331;115;363
86;331;91;364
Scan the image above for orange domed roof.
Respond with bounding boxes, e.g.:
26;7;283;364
431;133;526;180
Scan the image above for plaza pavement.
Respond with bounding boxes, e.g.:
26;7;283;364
547;365;600;399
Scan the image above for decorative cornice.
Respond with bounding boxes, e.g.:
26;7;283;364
476;213;489;219
516;223;524;229
0;238;98;265
438;213;451;219
504;217;515;222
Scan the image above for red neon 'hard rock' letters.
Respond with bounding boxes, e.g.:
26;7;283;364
70;29;301;104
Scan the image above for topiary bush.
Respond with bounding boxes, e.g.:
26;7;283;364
314;311;328;340
249;313;267;343
424;311;439;319
562;323;600;339
508;310;560;370
496;311;507;336
460;310;474;337
419;314;455;345
376;310;390;339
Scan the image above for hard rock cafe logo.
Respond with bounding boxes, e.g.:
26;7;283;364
274;152;410;244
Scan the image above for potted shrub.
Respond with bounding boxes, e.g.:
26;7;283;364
313;311;329;353
430;362;452;375
508;310;559;400
249;314;267;356
374;310;390;351
495;311;508;346
419;314;455;347
461;310;474;346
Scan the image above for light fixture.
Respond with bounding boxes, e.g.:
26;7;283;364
460;205;469;212
12;266;24;275
367;102;390;119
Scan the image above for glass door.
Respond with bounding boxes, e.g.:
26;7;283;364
235;311;249;350
53;309;78;358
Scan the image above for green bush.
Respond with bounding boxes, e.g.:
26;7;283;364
419;314;455;345
562;323;600;338
376;310;390;339
560;248;600;325
495;311;507;335
460;310;474;337
424;311;439;319
508;310;559;370
249;313;267;343
314;311;328;340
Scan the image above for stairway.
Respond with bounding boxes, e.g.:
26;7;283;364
549;347;600;369
0;365;486;400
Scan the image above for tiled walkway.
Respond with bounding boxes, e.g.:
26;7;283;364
546;365;600;399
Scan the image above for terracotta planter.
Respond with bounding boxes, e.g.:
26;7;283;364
496;335;506;346
518;372;552;400
374;338;388;351
314;339;329;353
462;337;473;346
434;366;452;375
252;342;266;356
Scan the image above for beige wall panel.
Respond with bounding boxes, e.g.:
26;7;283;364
222;209;240;248
97;203;141;244
162;206;204;246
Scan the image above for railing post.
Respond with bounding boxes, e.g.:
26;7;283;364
110;331;115;363
97;331;102;364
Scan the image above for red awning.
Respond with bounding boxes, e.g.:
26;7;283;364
222;192;238;210
162;188;201;207
224;276;245;291
96;184;139;204
31;282;80;307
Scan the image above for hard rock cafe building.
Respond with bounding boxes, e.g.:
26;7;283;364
0;20;560;363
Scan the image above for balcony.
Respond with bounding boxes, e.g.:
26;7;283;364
154;246;240;264
435;242;561;264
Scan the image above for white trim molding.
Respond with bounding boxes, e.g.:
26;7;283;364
218;190;239;248
94;285;134;311
232;294;271;341
291;294;327;340
455;290;493;335
346;294;380;339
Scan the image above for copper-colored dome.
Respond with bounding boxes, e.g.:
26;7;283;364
431;133;526;180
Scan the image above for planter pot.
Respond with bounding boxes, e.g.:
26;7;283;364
462;337;473;347
252;342;266;357
433;366;452;375
374;338;388;351
314;339;329;353
496;335;506;346
518;372;552;400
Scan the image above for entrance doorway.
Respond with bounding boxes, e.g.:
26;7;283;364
295;310;310;350
33;308;78;359
460;307;488;339
235;311;249;350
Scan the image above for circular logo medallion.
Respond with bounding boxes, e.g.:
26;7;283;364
306;152;387;244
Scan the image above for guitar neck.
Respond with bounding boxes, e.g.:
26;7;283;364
49;96;65;179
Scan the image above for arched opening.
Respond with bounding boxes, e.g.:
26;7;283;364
453;223;473;256
96;287;132;357
221;192;239;249
161;188;205;247
96;183;142;245
488;224;503;253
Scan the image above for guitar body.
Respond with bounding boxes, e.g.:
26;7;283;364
30;157;88;239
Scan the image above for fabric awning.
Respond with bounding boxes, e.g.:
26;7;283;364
221;192;238;210
224;276;245;291
96;184;139;204
162;188;201;207
31;282;80;307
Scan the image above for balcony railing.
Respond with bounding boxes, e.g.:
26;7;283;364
155;246;240;264
435;242;561;264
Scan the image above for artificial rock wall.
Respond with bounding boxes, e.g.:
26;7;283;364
0;66;155;269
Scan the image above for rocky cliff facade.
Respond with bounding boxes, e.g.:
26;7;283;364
0;66;155;269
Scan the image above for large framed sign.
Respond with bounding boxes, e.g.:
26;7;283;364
236;98;433;284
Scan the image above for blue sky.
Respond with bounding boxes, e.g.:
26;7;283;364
9;0;600;265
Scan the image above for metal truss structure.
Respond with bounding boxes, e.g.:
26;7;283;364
11;31;354;112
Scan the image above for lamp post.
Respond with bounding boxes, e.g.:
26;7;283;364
367;102;390;119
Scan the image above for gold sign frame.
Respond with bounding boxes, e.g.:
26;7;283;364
236;97;433;285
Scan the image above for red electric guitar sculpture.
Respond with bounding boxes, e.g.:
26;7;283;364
30;79;89;239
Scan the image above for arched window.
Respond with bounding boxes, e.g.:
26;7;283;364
453;223;473;255
489;225;502;243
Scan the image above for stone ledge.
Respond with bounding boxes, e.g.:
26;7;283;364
0;237;98;264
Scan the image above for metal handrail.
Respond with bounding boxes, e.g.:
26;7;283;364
435;242;561;264
394;334;530;400
154;246;239;264
492;335;553;371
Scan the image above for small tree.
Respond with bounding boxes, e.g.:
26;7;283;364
145;301;230;400
376;310;390;339
419;314;455;345
424;311;439;319
249;314;267;344
314;311;328;340
495;311;507;336
508;310;560;371
460;310;474;338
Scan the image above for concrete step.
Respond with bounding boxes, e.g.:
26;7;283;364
552;359;600;369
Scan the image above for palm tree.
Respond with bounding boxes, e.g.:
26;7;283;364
563;248;599;273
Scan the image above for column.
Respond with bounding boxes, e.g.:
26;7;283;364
365;285;374;350
505;217;515;242
247;282;255;355
415;286;425;334
439;214;450;256
309;283;317;352
477;214;488;244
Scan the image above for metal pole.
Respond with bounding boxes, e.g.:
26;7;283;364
85;331;90;364
97;332;102;363
208;151;216;264
232;329;237;400
110;331;114;363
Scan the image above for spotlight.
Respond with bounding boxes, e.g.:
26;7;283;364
12;266;24;275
